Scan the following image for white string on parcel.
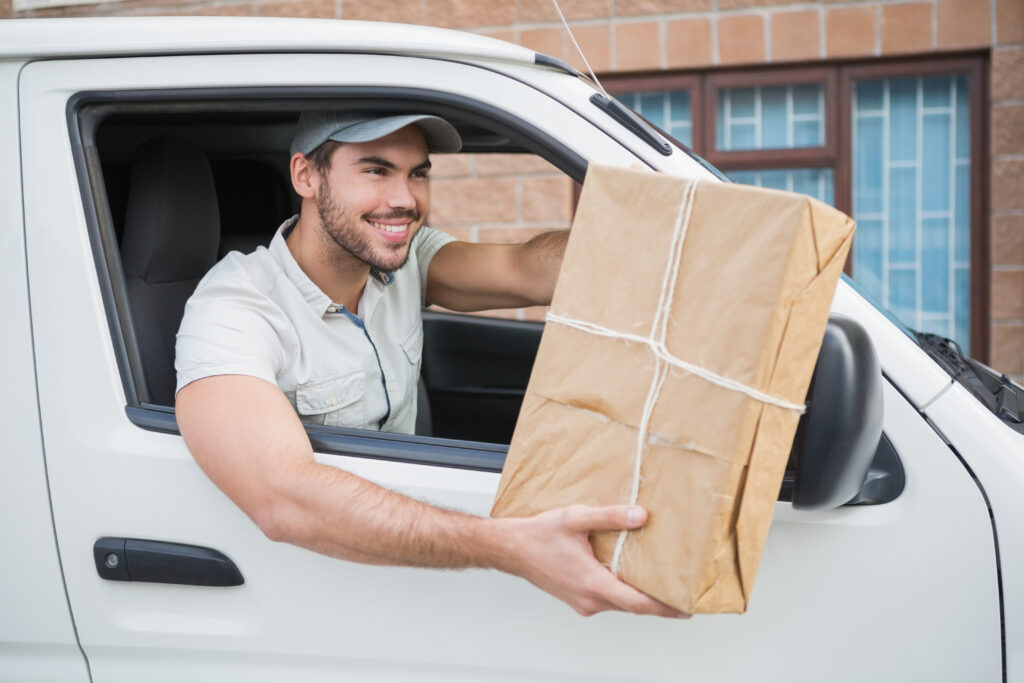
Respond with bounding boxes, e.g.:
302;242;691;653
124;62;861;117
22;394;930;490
544;178;806;578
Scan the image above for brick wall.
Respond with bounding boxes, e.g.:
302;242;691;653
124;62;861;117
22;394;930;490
428;153;574;320
5;0;1022;373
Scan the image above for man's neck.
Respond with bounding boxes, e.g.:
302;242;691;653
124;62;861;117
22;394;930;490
286;212;370;315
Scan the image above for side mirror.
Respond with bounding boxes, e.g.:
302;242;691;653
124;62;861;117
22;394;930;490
789;316;885;510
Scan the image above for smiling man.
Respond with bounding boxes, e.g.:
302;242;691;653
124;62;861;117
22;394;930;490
173;111;686;619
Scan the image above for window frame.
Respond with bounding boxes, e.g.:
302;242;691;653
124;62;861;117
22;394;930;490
602;55;988;361
71;85;591;471
838;56;989;361
703;66;839;171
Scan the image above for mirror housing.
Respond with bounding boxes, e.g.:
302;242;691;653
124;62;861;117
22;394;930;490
789;316;884;510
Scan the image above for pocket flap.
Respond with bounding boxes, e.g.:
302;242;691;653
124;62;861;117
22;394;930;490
400;326;423;364
295;372;364;415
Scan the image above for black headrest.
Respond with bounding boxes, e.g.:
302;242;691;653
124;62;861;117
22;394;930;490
121;136;220;282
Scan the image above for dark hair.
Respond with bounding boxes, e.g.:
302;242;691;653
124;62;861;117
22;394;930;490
306;140;341;177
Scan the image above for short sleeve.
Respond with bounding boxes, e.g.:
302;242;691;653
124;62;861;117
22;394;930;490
174;272;289;395
413;226;455;295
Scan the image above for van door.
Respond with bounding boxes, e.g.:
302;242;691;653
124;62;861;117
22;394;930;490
0;60;90;683
21;51;1000;682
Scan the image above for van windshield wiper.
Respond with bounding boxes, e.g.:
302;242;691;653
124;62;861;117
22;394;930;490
916;332;1023;427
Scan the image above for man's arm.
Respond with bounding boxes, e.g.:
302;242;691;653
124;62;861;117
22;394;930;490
425;230;568;312
176;373;686;617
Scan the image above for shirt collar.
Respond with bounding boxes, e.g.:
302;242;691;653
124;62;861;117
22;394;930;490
270;216;333;317
270;216;396;318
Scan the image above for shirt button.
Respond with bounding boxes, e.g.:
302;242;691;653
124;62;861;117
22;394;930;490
328;397;337;407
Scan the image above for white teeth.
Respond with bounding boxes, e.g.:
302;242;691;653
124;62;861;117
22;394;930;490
369;221;407;233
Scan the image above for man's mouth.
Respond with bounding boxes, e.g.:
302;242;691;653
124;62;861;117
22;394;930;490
366;219;412;242
365;213;418;243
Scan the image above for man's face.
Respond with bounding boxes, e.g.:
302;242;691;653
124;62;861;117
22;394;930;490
313;125;431;272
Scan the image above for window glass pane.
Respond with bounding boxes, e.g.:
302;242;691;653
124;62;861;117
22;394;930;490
923;76;952;107
619;89;693;148
856;80;884;111
922;113;951;212
728;167;834;205
855;218;885;297
956;75;970;159
761;86;788;147
727;170;758;185
759;169;789;191
854;116;883;214
955;164;970;262
730;123;757;149
955;268;970;346
667;90;692;145
889;268;918;325
716;83;825;151
793;120;822;147
851;74;971;352
889;166;916;263
639;93;666;129
730;87;757;117
792;84;821;115
922;217;950;314
889;79;917;162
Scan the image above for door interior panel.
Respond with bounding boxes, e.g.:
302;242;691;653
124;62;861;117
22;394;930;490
421;310;542;444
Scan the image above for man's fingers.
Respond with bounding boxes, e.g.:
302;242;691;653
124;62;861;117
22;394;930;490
583;569;689;619
563;504;648;533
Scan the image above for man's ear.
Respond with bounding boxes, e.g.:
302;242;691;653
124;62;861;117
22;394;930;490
290;153;319;199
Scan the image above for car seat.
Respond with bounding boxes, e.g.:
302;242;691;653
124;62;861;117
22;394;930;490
120;136;221;406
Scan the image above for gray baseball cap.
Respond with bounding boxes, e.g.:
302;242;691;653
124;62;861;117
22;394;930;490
290;111;463;157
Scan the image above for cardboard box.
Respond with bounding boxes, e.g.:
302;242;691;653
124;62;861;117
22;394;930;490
491;165;855;614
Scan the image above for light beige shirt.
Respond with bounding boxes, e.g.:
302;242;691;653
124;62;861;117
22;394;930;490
175;218;454;434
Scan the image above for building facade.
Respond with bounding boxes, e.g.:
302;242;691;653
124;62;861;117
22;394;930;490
4;0;1022;378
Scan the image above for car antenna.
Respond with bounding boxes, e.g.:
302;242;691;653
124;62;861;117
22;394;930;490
552;0;673;156
551;0;610;98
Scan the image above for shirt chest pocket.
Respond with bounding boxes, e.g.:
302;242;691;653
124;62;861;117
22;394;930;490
400;326;423;374
294;371;366;429
386;326;423;431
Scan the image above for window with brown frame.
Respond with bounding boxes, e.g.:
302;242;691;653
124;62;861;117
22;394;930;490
603;56;987;359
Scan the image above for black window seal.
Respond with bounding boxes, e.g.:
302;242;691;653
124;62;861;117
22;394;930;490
69;84;589;472
127;405;509;472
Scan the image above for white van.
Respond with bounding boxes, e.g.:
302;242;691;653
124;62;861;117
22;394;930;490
2;17;1021;682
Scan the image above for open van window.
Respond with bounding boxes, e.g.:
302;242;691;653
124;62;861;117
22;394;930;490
79;96;583;458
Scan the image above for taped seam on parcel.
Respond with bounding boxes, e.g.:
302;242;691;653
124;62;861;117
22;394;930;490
532;389;739;464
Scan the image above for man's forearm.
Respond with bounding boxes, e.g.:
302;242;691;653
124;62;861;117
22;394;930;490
515;229;568;306
259;458;512;570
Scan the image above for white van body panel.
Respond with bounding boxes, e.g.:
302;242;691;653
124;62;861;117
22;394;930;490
0;59;91;683
926;384;1024;680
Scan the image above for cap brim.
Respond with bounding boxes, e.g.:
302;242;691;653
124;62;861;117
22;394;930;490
326;114;462;153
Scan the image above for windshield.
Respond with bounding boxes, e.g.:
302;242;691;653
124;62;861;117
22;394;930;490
838;274;920;346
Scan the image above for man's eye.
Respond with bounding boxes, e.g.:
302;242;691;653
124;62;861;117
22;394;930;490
412;170;430;179
365;167;387;176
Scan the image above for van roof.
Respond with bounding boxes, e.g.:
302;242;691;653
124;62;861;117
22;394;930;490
0;16;538;65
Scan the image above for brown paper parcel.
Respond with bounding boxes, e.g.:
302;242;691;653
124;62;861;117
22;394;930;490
491;165;855;614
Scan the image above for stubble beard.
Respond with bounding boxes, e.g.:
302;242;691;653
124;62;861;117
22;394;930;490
315;181;419;273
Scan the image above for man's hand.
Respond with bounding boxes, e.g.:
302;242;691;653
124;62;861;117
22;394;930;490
493;504;690;619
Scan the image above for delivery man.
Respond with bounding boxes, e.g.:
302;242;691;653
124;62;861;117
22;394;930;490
175;111;687;618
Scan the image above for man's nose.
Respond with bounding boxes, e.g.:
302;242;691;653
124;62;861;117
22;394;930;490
387;178;416;209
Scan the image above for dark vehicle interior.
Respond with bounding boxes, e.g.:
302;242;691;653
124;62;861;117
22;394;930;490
81;98;900;510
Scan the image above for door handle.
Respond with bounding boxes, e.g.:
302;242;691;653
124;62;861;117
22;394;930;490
94;538;244;587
